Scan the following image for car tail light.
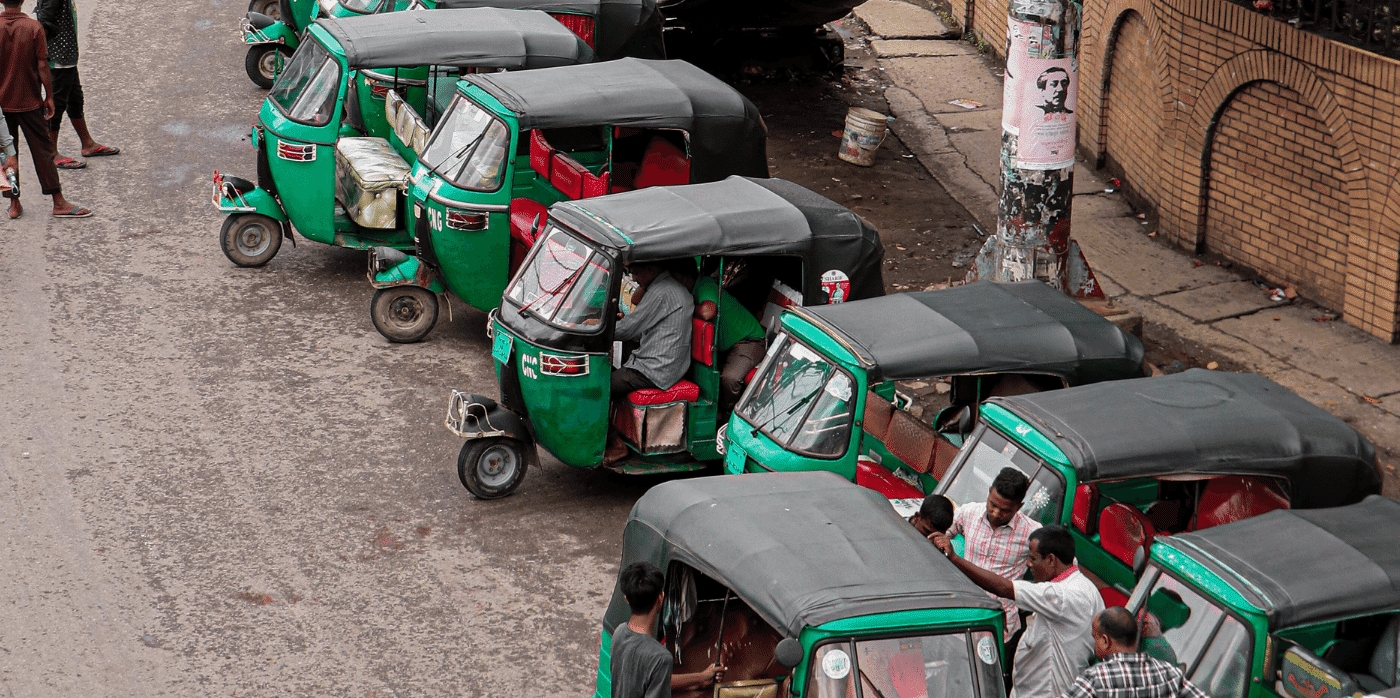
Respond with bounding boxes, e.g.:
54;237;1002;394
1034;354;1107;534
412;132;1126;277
540;352;589;376
445;209;488;231
276;141;315;162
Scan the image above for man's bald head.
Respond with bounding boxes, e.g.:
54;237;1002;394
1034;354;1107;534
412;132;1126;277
1092;607;1139;658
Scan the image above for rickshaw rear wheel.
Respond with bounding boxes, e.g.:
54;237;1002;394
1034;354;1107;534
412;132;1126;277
370;286;439;343
247;0;280;19
220;214;283;267
246;44;294;89
458;438;528;499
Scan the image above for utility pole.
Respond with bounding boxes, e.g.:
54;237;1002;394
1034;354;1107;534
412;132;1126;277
965;0;1103;298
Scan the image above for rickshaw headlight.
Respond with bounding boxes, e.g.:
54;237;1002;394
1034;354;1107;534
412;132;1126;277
539;352;589;376
445;209;488;231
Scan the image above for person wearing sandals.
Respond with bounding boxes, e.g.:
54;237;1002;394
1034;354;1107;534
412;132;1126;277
0;0;90;218
36;0;116;170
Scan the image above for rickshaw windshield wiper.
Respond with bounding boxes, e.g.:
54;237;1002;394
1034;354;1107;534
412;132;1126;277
749;365;829;438
447;130;489;181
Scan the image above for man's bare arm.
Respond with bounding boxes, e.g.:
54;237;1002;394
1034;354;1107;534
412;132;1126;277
932;533;1016;599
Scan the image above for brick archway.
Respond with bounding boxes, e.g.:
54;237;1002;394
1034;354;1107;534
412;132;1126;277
1084;2;1174;161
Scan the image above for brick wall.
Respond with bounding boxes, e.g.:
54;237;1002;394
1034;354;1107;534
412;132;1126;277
952;0;1400;341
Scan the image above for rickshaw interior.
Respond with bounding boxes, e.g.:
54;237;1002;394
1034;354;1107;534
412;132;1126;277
661;563;790;697
938;422;1298;605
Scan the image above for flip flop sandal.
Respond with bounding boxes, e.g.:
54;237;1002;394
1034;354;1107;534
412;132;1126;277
55;157;86;169
54;205;93;218
83;145;120;157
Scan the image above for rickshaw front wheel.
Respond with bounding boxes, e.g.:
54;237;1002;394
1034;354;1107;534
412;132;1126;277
220;214;283;267
247;0;280;19
370;286;439;343
246;44;294;89
458;438;528;499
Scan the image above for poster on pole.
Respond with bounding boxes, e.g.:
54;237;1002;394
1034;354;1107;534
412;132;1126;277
1016;58;1077;169
1001;18;1051;136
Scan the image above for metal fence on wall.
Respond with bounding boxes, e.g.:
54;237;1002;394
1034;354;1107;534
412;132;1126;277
1237;0;1400;59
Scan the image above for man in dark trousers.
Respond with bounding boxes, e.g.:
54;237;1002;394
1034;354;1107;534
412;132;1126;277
36;0;118;169
0;0;89;218
611;562;724;698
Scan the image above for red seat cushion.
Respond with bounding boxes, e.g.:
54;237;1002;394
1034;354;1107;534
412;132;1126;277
548;12;594;47
863;392;894;441
1099;503;1155;567
691;318;715;366
529;130;553;179
885;410;937;474
581;168;610;199
633;137;690;189
509;198;547;274
1072;483;1101;535
1195;476;1290;530
855;458;925;499
628;381;699;405
551;153;588;199
1100;587;1129;609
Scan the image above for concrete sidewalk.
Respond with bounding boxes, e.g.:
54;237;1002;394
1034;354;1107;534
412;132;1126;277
846;0;1400;488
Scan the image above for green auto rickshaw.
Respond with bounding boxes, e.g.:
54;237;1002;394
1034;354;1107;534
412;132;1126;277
213;8;595;267
367;58;769;343
239;0;665;88
721;280;1147;499
594;471;1008;698
932;369;1380;606
1124;494;1400;698
445;176;884;498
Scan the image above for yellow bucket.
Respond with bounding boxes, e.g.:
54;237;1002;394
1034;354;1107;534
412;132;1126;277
838;107;889;167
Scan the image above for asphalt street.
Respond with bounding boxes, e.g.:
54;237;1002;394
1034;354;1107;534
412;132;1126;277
0;0;656;694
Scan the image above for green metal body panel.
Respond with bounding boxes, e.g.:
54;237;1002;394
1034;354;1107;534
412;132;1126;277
977;403;1073;468
494;319;611;468
371;254;446;293
725;313;866;479
221;186;288;221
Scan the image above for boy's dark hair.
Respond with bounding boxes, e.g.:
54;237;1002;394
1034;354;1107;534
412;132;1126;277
1097;607;1139;646
620;561;665;614
991;467;1030;503
1029;525;1076;564
919;494;955;533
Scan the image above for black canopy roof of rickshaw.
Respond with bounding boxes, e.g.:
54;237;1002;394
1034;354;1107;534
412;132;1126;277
989;369;1380;508
317;8;593;70
1160;495;1400;628
602;472;1002;638
435;0;665;60
464;59;769;182
789;281;1145;385
551;176;884;303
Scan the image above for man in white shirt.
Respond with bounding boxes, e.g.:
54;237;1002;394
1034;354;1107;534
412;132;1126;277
933;524;1103;698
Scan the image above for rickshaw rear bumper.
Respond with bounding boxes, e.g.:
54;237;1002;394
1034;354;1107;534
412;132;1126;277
445;391;532;444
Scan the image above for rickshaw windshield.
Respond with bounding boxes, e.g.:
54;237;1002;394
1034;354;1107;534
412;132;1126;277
1128;567;1252;698
338;0;390;13
421;95;512;192
809;630;1003;698
269;41;342;127
737;334;855;458
936;425;1064;525
506;227;612;330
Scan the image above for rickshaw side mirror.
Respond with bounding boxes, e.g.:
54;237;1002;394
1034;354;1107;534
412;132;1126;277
955;407;974;436
775;638;803;669
1132;545;1149;577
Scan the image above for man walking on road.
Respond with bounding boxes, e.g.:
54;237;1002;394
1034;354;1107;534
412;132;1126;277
1059;607;1209;698
933;524;1103;698
0;0;90;218
36;0;119;169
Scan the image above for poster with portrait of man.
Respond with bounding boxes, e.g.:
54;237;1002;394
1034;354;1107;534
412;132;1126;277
1015;59;1077;169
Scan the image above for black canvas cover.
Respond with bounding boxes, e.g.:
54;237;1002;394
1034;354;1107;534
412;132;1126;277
601;472;1001;638
991;369;1380;508
1162;496;1400;628
794;281;1145;384
435;0;665;59
465;59;768;182
318;8;592;70
551;176;884;303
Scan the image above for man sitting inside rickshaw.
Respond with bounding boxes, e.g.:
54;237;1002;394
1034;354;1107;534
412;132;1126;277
692;265;766;418
612;262;695;398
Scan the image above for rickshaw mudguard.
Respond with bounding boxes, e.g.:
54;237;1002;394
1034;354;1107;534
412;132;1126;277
243;20;298;46
369;252;446;293
218;184;288;222
446;392;532;444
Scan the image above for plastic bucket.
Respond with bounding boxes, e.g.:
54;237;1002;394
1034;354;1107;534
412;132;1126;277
838;107;888;166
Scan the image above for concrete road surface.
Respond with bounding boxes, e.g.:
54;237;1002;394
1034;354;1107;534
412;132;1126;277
0;0;648;694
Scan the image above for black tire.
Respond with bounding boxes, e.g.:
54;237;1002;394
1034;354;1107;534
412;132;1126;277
245;44;293;89
247;0;281;19
220;214;283;267
457;438;528;499
370;286;439;343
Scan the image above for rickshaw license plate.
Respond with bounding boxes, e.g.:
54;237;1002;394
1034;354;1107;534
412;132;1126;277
491;332;514;364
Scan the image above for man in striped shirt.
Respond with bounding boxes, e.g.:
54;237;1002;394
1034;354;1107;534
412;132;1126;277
1060;607;1208;698
612;262;693;397
945;467;1042;641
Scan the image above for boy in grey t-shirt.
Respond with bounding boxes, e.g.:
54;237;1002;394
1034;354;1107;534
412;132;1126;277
610;562;724;698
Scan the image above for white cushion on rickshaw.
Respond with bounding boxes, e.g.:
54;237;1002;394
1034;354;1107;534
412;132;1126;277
335;137;411;188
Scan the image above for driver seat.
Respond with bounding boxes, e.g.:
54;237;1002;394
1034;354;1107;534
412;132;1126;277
614;381;699;456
